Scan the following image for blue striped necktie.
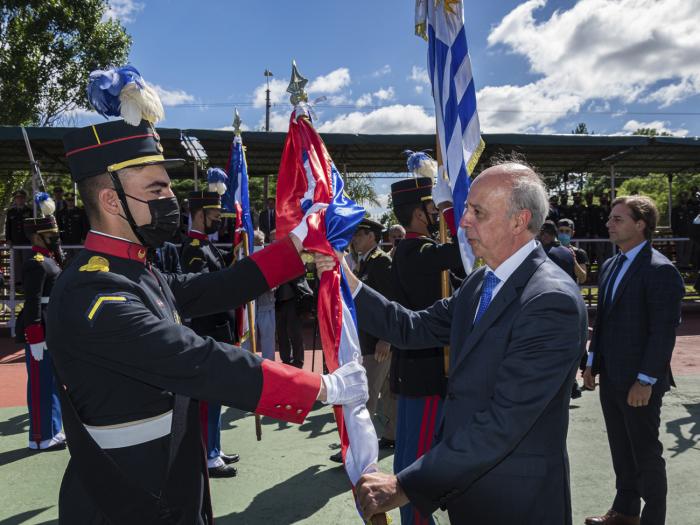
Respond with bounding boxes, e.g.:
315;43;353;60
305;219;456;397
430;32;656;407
474;271;501;324
603;253;627;308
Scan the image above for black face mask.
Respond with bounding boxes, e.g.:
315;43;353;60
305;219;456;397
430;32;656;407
204;213;222;235
41;234;65;266
126;195;180;249
422;203;440;236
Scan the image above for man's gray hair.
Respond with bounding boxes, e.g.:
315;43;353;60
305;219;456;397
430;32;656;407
504;165;549;234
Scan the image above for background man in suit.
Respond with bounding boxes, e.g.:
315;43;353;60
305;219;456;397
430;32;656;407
583;196;685;525
317;163;587;524
258;197;276;243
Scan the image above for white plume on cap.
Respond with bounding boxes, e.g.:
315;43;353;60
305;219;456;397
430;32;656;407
119;82;164;126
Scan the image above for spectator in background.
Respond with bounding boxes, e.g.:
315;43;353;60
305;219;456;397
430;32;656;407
568;192;589;240
671;191;692;268
539;220;576;282
559;192;571;220
56;192;89;251
594;193;613;266
258;198;276;243
386;224;406;257
275;273;312;369
250;229;276;361
52;187;67;214
558;218;589;284
4;189;33;286
547;194;561;223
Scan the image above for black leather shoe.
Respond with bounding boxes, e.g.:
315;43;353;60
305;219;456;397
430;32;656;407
208;464;237;478
220;453;240;465
37;441;67;453
378;437;395;449
329;451;343;463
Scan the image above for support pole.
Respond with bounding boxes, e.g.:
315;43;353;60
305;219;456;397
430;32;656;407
667;174;674;227
610;165;616;201
434;144;451;376
241;230;262;441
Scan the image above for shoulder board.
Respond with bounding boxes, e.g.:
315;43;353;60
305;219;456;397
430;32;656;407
190;238;200;247
79;256;110;273
32;253;44;262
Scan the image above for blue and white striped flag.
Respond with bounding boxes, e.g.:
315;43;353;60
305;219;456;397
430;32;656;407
416;0;484;273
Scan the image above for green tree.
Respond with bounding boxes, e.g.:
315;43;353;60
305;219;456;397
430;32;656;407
618;173;700;226
571;122;590;134
632;128;673;137
0;1;132;126
344;173;380;208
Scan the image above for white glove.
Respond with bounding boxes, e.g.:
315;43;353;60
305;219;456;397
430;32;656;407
321;360;369;406
29;341;46;361
432;166;453;207
290;203;329;243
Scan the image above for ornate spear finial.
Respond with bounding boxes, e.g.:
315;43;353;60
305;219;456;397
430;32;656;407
232;108;242;135
287;60;308;106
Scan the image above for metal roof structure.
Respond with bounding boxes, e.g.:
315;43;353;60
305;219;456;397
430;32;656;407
1;126;699;181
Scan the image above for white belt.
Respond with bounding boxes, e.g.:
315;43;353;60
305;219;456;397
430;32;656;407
84;410;172;449
40;297;50;304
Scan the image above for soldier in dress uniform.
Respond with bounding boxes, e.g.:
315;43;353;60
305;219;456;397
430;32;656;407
388;168;463;525
5;189;33;286
180;190;239;478
47;65;367;524
56;191;89;245
19;213;65;451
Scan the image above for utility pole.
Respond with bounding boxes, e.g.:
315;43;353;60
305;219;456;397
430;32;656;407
263;69;273;200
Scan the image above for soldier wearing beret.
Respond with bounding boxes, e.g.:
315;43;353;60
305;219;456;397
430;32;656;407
48;66;368;524
180;190;239;478
17;213;65;451
387;164;463;525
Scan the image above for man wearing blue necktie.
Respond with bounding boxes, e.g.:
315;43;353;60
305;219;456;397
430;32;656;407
584;196;684;525
316;162;588;525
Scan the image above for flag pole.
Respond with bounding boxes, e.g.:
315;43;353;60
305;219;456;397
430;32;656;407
435;140;451;376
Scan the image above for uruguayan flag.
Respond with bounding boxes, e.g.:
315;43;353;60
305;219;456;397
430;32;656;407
416;0;484;273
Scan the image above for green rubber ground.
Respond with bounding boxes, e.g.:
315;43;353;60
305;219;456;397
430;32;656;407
1;377;698;524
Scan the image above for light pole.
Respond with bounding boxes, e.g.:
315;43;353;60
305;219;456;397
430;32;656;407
263;69;273;200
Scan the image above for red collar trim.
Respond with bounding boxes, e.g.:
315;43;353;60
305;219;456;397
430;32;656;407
187;230;208;241
84;231;148;264
405;231;428;239
32;246;52;257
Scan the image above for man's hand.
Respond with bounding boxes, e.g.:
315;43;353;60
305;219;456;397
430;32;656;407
314;252;361;294
357;471;410;521
374;341;391;363
627;381;652;407
582;367;596;390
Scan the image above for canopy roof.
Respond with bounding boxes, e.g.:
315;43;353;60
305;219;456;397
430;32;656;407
1;125;699;181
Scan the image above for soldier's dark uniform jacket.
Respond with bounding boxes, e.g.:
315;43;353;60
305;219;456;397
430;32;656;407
47;231;321;524
356;245;392;356
56;206;89;245
181;230;236;341
390;226;462;398
5;204;32;244
18;247;61;340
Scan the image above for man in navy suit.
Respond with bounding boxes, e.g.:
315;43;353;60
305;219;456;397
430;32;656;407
317;163;588;524
584;196;684;525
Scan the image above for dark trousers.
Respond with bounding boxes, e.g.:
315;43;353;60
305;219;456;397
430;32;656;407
600;374;666;525
276;299;304;368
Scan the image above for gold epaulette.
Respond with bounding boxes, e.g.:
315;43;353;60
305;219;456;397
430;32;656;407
79;256;110;272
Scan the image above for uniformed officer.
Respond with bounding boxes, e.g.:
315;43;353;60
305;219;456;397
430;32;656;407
18;213;65;451
352;219;395;434
5;189;33;286
48;66;368;524
388;173;463;525
180;190;239;478
56;191;89;247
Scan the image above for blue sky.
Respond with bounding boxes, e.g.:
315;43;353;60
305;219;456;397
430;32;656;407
90;0;699;217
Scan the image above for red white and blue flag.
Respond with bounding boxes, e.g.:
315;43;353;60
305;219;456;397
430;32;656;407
275;107;380;505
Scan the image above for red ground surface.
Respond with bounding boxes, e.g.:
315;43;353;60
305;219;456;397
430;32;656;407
2;313;699;408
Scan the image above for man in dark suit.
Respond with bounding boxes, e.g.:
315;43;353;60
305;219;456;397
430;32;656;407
584;196;684;525
317;163;588;524
258;197;276;243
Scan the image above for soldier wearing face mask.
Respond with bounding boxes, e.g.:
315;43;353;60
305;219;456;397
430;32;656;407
180;191;240;478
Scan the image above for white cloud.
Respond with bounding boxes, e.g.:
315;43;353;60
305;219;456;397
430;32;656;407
373;87;395;102
408;66;430;85
307;68;351;94
415;85;425;94
372;65;392;77
480;0;700;132
103;0;144;23
152;84;195;106
356;93;373;108
316;104;435;134
252;78;289;108
620;119;689;137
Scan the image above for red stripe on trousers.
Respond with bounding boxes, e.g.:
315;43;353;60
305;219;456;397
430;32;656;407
199;401;209;444
29;356;42;444
414;397;437;525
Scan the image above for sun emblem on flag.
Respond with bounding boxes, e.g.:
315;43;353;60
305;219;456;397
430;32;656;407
436;0;460;16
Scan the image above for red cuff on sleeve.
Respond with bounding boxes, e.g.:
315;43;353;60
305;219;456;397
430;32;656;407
255;359;321;424
249;235;305;288
25;323;45;345
443;207;457;237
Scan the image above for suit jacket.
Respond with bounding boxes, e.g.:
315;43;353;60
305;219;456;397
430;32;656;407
258;208;276;240
355;245;587;524
589;242;684;392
